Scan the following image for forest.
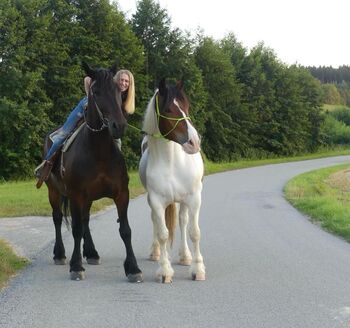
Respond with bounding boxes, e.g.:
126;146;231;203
0;0;348;180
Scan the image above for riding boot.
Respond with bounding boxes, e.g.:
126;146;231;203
35;160;54;189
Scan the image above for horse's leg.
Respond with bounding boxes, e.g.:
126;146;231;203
82;202;100;265
149;221;160;261
187;194;205;281
48;185;66;265
114;190;143;283
69;200;85;280
178;204;192;266
149;195;174;283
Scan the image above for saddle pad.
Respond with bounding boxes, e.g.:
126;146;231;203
62;122;86;153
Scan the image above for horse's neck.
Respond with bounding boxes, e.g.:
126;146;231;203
147;137;179;163
84;128;114;158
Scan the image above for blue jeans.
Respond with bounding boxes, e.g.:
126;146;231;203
45;97;87;160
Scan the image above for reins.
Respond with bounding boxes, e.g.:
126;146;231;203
84;81;109;132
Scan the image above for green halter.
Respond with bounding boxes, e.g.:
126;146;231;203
154;93;191;138
127;93;191;139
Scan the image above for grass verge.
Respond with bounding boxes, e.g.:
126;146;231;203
284;163;350;242
0;240;28;289
0;171;145;218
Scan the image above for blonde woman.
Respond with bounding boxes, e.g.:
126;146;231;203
35;69;135;188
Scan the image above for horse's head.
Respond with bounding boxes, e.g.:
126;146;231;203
156;79;201;154
82;62;127;139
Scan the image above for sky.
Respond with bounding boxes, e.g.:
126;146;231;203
117;0;349;68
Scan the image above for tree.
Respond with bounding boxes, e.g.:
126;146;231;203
131;0;207;146
0;0;52;179
321;83;344;105
195;37;250;161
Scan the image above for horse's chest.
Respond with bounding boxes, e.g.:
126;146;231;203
147;167;198;199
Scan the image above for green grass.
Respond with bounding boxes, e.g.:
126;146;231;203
322;104;350;112
204;146;350;175
0;240;28;289
0;172;145;218
285;163;350;242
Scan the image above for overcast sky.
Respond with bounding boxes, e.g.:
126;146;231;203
117;0;349;68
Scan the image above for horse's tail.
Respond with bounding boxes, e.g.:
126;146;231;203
165;203;177;247
62;196;71;229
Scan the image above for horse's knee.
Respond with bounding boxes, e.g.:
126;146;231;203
119;224;131;240
189;227;200;242
157;230;169;245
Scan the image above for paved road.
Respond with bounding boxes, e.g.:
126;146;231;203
1;156;350;328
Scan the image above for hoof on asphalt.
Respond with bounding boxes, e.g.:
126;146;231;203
127;273;143;283
191;272;205;281
149;254;160;261
54;258;66;265
86;258;100;265
161;275;173;284
70;271;85;281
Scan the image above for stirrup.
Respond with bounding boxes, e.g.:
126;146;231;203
34;161;45;178
35;160;53;189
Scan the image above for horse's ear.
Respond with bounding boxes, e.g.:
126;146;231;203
82;61;95;79
158;78;167;96
176;80;184;91
110;61;118;75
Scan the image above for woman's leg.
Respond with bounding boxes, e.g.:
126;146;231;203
35;97;88;187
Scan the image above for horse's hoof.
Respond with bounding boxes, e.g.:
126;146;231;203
149;254;160;261
161;275;173;284
54;258;66;265
86;258;100;265
70;271;85;281
127;273;143;283
192;272;205;281
179;258;192;266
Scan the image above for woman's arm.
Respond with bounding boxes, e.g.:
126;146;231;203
84;76;92;96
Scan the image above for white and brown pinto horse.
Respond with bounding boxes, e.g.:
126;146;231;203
139;79;205;283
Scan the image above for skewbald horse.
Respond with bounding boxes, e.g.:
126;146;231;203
139;79;205;283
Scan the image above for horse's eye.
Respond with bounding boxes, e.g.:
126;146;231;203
164;106;172;113
93;88;100;97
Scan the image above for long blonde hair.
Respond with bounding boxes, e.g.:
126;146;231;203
114;69;135;114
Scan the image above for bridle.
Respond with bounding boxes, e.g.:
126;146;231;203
84;81;110;132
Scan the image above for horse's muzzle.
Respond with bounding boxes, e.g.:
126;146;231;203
182;136;201;154
108;121;126;139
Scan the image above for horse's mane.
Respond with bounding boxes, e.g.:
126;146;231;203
94;69;116;92
142;90;159;135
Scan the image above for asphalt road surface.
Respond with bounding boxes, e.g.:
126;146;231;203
1;156;350;328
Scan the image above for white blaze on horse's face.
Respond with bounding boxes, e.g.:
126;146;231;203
173;99;201;154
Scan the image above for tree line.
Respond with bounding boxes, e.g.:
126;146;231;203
306;66;350;106
0;0;330;180
307;65;350;84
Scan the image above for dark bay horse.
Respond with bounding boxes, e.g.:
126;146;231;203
44;62;142;282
